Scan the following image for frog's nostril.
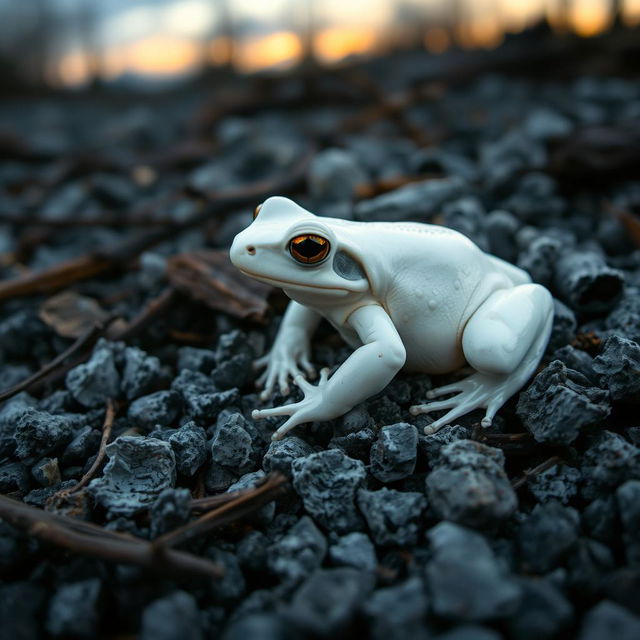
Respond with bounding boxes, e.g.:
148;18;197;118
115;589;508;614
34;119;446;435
246;246;256;255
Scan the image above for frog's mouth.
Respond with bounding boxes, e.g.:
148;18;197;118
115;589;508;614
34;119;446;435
237;267;351;294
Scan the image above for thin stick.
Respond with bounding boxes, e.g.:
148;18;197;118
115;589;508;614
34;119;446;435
53;399;116;499
0;323;105;403
154;473;287;550
0;494;222;579
511;456;564;489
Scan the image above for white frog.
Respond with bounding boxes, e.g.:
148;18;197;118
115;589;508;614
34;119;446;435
230;196;553;441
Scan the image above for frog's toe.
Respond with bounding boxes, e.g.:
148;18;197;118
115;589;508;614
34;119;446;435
425;382;464;399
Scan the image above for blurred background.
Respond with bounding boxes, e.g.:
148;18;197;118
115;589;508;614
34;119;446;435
1;0;639;91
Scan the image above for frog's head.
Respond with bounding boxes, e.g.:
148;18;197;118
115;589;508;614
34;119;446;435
230;196;369;297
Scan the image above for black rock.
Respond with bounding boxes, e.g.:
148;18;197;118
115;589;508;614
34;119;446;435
527;464;581;505
362;577;429;640
517;501;580;573
0;581;47;640
167;421;207;476
267;515;327;585
505;577;573;640
547;298;577;353
605;288;640;343
425;521;521;621
121;346;163;401
370;422;418;482
139;591;203;640
567;537;615;598
581;431;640;499
150;487;191;538
13;408;80;462
65;340;121;408
61;425;101;466
263;436;314;477
593;335;640;401
227;471;275;524
291;449;366;533
435;626;502;640
210;414;253;471
285;568;374;636
516;360;610;444
31;457;61;487
517;234;564;288
419;424;470;465
237;530;269;573
172;369;239;423
0;458;30;493
484;209;520;262
177;346;217;373
222;613;298;640
578;600;640;640
329;428;375;461
425;439;517;528
45;578;103;639
551;345;596;382
88;436;176;517
328;532;377;571
583;496;618;544
353;176;467;222
128;390;182;430
357;487;426;546
308;148;366;202
211;354;252;390
207;547;246;604
616;480;640;565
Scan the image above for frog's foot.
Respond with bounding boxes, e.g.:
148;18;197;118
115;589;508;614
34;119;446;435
409;372;509;435
254;350;316;401
252;368;331;440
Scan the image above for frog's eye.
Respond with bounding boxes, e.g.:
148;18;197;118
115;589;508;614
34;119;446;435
289;234;330;265
253;203;263;220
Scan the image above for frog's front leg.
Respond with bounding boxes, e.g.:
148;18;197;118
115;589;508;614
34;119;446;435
254;301;322;399
253;304;406;440
410;284;553;434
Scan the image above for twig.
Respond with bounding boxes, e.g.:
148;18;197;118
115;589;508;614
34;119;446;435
0;147;312;302
109;287;178;341
511;456;564;489
154;473;288;550
52;399;116;499
0;494;223;580
0;323;106;403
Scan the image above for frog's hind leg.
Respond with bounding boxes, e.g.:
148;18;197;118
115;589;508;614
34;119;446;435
410;284;553;434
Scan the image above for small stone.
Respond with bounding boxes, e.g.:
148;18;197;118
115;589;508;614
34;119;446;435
308;148;366;202
436;626;502;640
267;516;327;585
177;346;217;373
357;487;426;546
0;460;30;492
31;457;61;487
61;425;100;466
425;521;521;621
227;471;275;524
582;496;617;544
581;431;640;499
517;501;580;573
505;577;573;640
328;532;377;571
13;408;79;462
207;547;246;604
362;577;428;640
262;436;314;477
528;464;582;505
222;613;295;640
578;601;640;640
567;538;615;598
45;579;102;639
329;428;375;461
551;345;596;382
425;440;517;528
128;390;182;429
66;341;121;408
150;488;191;538
354;176;467;222
285;568;374;636
237;530;269;573
419;424;470;465
88;436;176;517
292;449;366;533
121;346;162;400
370;422;418;482
547;299;577;353
0;582;47;640
593;336;640;401
139;591;203;640
616;480;640;565
211;354;252;390
168;421;207;476
516;360;610;444
210;415;253;471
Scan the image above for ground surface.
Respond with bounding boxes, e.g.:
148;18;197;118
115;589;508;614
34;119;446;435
1;43;640;639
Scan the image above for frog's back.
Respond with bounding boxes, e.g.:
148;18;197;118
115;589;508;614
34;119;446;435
353;220;493;373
